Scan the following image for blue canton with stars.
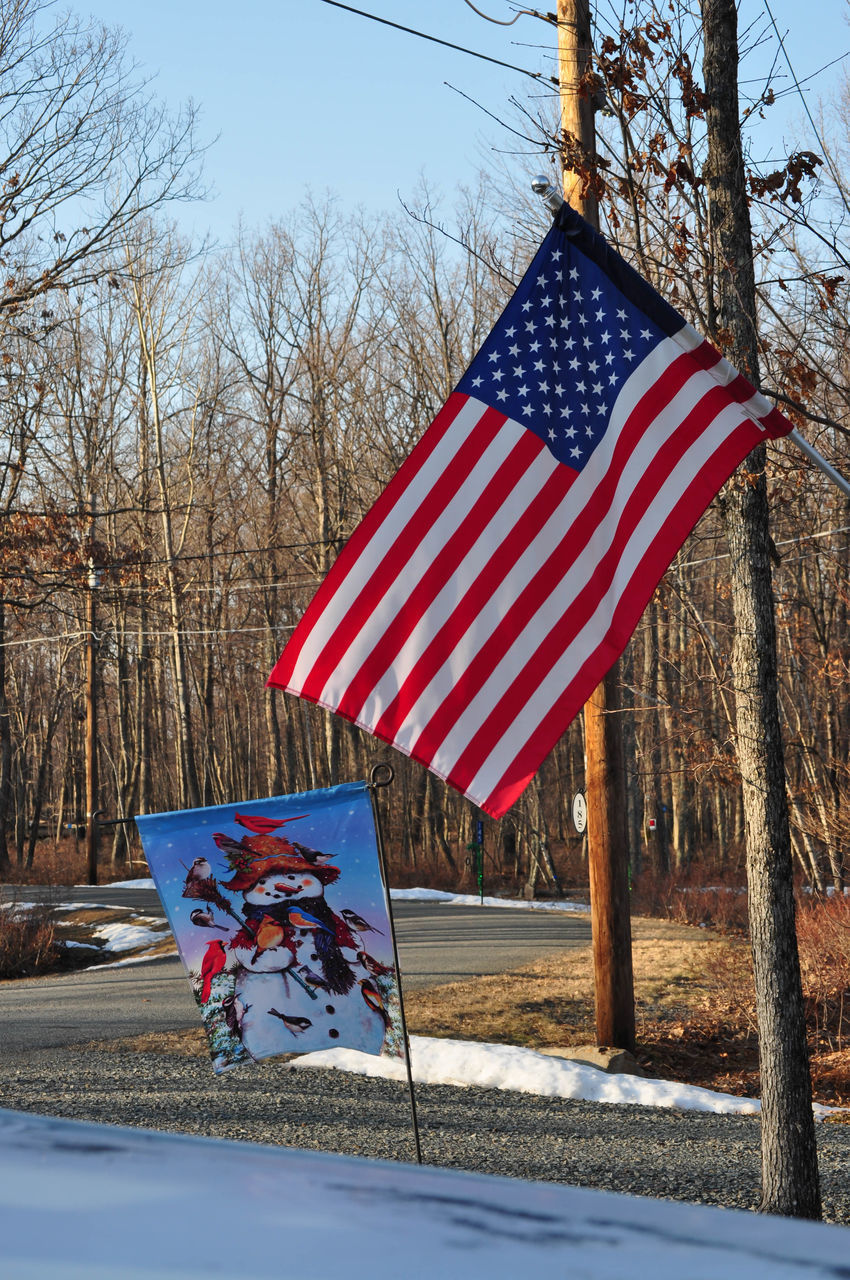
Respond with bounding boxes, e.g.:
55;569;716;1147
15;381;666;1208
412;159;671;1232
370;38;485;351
456;216;672;472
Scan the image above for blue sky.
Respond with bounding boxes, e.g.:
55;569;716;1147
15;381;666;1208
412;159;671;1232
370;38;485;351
79;1;850;242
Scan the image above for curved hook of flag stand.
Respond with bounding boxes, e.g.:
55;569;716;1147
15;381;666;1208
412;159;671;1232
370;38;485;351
367;762;423;1165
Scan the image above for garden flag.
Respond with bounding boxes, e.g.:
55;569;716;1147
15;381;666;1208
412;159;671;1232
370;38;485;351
268;204;793;819
136;783;403;1074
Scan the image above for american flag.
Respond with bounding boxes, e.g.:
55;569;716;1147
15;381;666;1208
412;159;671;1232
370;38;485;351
268;204;792;818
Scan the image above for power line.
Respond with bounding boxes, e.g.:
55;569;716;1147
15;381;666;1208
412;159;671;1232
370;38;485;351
316;0;550;82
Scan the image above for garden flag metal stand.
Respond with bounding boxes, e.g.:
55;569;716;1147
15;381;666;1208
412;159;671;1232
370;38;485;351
136;769;422;1164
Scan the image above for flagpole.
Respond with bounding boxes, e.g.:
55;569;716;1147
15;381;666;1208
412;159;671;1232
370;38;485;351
788;428;850;499
553;0;636;1054
367;762;422;1165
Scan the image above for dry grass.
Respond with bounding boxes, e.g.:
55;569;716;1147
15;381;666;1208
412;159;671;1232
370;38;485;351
0;902;59;978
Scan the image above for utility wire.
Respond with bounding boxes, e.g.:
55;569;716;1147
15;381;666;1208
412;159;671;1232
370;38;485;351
316;0;550;82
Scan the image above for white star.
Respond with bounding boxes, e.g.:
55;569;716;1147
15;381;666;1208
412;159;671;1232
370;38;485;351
578;312;588;327
641;328;652;340
529;340;541;353
518;383;529;397
570;445;582;458
596;402;606;415
488;351;500;363
623;348;634;360
539;381;550;394
554;383;565;396
595;308;605;321
564;425;576;438
586;425;595;437
540;294;552;307
582;335;592;349
592;382;603;395
521;300;532;312
587;360;599;374
496;388;508;401
575;379;586;393
561;405;572;418
604;351;615;365
537;274;548;286
609;371;619;385
513;365;525;377
552;249;561;261
508;344;520;357
504;326;516;337
620;328;630;340
569;357;580;370
492;369;503;382
581;402;590;415
534;359;545;372
548;428;556;440
471;375;483;387
542;403;552;416
591;287;602;301
600;331;611;345
544;314;556;328
522;403;534;416
617;308;627;320
569;267;579;280
525;321;536;333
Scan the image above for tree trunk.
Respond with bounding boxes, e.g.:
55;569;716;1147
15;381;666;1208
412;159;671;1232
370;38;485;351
701;0;821;1219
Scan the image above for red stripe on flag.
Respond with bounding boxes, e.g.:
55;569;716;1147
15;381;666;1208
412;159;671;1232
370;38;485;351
267;392;470;691
332;426;550;724
271;397;506;695
435;377;738;794
406;346;709;770
371;456;578;742
479;416;762;817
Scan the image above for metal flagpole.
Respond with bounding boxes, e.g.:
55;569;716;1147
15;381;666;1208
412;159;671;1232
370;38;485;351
367;762;422;1165
788;428;850;499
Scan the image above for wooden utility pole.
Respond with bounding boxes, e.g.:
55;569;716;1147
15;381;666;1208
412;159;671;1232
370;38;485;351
557;0;635;1052
85;511;99;887
701;0;821;1219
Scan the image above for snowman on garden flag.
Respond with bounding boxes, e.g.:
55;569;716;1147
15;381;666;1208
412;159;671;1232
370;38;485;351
137;782;403;1073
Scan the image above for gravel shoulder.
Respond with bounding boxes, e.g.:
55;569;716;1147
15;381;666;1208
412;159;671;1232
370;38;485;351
2;1044;849;1226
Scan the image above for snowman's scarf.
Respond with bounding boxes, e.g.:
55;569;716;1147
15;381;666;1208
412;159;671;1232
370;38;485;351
244;895;355;995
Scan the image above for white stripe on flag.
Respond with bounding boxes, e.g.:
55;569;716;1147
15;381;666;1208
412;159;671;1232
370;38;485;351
316;411;534;710
382;337;714;754
288;395;487;694
349;444;563;728
463;400;751;803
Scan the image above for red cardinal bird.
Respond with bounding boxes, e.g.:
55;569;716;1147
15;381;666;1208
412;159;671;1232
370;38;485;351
199;940;227;1003
234;813;308;835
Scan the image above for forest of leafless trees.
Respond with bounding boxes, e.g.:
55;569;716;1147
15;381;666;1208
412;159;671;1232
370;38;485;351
0;0;846;892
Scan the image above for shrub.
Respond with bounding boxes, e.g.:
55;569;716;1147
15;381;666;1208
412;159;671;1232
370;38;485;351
0;902;59;978
796;892;850;1051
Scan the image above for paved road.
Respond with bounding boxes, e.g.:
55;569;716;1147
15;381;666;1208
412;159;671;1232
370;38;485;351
0;889;591;1056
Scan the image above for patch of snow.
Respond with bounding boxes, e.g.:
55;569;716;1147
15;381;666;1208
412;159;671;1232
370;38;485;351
391;888;590;913
89;920;167;954
293;1034;837;1119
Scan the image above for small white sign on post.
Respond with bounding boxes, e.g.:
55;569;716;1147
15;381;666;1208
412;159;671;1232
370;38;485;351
571;791;587;835
647;817;657;832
